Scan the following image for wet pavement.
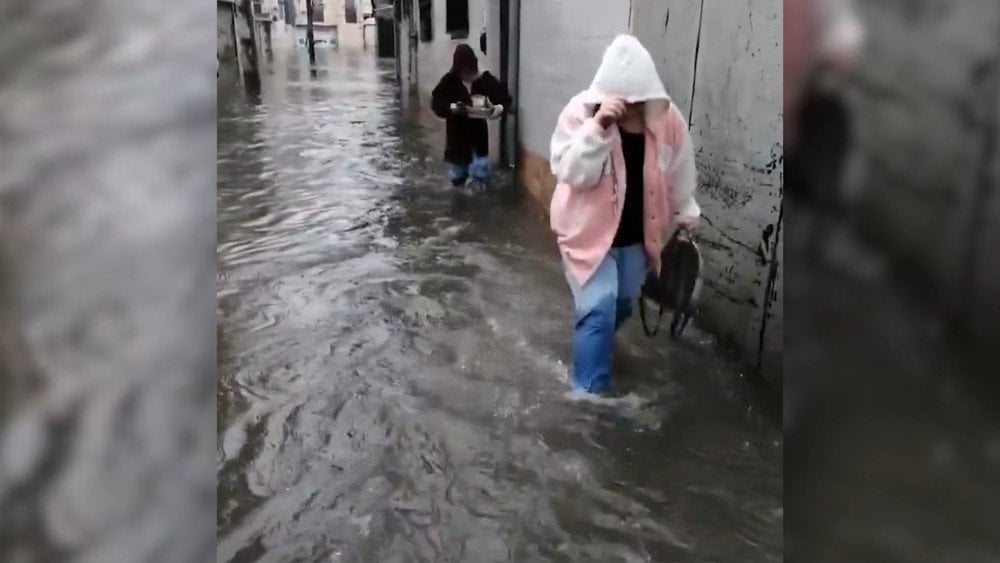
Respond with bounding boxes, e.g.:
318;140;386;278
217;47;781;562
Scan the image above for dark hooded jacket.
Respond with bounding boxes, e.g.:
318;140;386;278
430;45;512;165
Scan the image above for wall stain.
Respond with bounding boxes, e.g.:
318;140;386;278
698;163;755;208
703;278;756;308
701;215;760;255
755;201;783;374
757;223;775;265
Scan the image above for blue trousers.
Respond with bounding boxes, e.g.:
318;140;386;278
564;245;647;394
450;155;491;186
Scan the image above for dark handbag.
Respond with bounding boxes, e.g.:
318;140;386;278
638;229;704;339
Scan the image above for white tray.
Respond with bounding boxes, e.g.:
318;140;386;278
466;106;493;119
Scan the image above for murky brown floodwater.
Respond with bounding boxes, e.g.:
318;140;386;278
217;47;781;562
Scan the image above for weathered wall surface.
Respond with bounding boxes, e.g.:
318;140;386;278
234;0;254;42
517;0;783;384
218;2;238;62
668;0;782;381
847;1;999;343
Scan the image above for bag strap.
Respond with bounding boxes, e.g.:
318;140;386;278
638;293;664;337
670;310;691;340
639;229;686;338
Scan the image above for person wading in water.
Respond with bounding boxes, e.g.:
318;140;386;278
549;34;701;394
430;44;512;187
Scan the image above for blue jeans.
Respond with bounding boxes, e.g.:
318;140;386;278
450;154;491;186
564;245;647;394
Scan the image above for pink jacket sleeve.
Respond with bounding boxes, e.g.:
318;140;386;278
549;101;614;189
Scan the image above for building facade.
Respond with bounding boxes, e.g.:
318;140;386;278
286;0;369;49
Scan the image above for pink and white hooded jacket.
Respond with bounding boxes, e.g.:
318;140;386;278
549;34;701;286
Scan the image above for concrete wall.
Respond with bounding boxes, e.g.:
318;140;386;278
218;2;238;62
629;0;701;119
517;0;783;384
233;0;255;44
665;0;782;381
232;0;261;82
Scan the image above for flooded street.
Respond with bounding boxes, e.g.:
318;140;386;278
217;48;781;562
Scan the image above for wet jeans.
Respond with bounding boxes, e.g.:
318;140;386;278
449;154;491;186
564;244;647;393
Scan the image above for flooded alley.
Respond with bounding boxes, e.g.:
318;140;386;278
217;48;781;562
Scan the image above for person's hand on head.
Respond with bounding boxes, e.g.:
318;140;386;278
594;96;627;129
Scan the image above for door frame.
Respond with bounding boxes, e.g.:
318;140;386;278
498;0;519;167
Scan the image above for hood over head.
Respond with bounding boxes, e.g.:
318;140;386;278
451;44;479;76
817;0;865;62
581;34;671;107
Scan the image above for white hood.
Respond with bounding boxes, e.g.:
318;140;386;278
581;34;671;106
817;0;865;61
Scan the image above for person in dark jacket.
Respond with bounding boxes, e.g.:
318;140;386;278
431;44;512;186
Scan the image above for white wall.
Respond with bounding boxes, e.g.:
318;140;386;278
335;0;365;48
683;0;783;377
633;1;783;380
517;0;632;158
629;0;702;119
413;0;495;96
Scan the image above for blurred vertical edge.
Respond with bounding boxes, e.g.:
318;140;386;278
0;1;217;562
785;0;1000;560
